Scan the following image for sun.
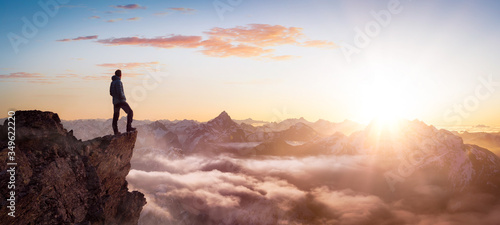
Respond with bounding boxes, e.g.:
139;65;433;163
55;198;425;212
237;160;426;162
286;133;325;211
355;75;417;126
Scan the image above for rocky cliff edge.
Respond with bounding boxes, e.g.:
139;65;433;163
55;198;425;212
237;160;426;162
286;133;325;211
0;110;146;225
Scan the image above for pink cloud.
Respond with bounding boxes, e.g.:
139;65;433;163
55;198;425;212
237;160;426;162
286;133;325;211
112;4;146;9
0;72;42;79
97;24;335;60
98;35;202;48
56;73;78;78
0;72;57;83
57;35;98;42
106;18;123;23
82;75;109;80
126;17;142;21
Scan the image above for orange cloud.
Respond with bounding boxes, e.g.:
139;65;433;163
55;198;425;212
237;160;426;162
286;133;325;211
112;4;146;9
200;37;272;58
127;17;142;21
89;15;100;19
301;40;337;48
57;35;98;42
98;35;202;48
97;24;335;60
268;55;299;61
205;24;303;47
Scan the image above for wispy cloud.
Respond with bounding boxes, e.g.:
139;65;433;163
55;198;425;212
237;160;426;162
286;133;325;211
0;71;100;83
126;17;142;21
204;24;303;47
97;24;335;60
82;75;109;80
57;4;86;9
0;72;56;84
168;7;196;14
96;62;161;77
98;35;202;48
112;4;146;10
56;73;79;78
224;78;284;85
105;10;126;14
97;62;160;70
106;18;123;23
153;12;170;16
200;37;273;58
89;15;100;19
0;72;42;79
57;35;98;42
155;7;196;16
268;55;299;60
105;17;142;22
301;40;337;48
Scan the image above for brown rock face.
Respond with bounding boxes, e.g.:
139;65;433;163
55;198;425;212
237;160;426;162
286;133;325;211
0;110;146;225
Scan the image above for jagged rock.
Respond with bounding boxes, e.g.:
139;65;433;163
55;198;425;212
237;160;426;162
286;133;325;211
0;110;146;225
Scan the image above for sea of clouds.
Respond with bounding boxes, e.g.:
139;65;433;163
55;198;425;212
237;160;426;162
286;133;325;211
127;152;500;225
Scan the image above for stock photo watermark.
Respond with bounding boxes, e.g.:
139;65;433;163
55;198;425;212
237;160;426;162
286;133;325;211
127;65;169;109
443;73;500;126
340;0;404;63
384;133;451;192
5;111;17;217
271;106;296;123
213;0;243;21
7;0;70;54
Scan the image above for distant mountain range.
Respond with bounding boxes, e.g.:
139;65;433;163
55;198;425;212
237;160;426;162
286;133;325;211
62;111;500;194
62;111;364;155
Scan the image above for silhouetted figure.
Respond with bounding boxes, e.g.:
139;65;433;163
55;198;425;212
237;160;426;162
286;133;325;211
110;69;136;135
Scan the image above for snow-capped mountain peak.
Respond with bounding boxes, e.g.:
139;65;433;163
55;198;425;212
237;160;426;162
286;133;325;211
207;111;238;130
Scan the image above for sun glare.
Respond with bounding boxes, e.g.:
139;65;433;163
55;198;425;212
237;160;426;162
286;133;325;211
356;75;416;126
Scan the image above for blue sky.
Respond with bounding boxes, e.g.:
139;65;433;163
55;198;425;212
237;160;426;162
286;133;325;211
1;0;500;125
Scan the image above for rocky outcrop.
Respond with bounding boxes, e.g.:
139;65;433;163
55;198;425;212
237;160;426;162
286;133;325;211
0;110;145;225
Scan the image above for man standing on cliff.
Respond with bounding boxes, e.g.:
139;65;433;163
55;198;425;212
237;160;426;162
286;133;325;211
110;69;136;135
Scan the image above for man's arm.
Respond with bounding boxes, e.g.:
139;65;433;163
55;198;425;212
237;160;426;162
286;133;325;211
119;80;126;101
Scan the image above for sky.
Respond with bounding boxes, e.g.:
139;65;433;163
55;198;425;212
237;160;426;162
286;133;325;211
1;0;500;126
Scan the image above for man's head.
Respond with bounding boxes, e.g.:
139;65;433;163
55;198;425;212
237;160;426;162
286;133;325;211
115;69;122;77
